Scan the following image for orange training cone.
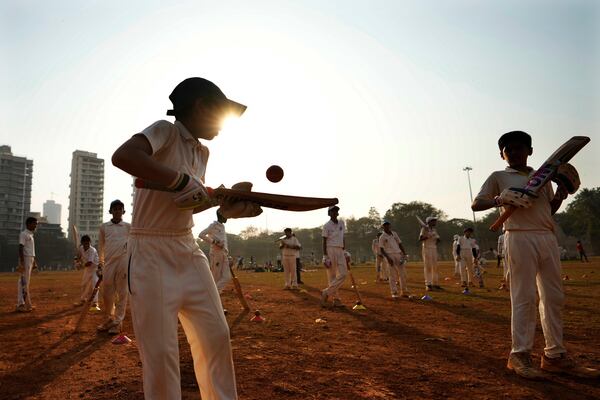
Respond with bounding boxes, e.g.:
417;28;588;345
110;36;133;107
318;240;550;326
111;334;132;345
352;301;366;310
250;310;265;322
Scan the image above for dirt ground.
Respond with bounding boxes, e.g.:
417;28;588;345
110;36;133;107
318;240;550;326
1;259;599;400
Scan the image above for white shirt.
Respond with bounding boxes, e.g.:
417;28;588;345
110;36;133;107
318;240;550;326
379;231;403;254
322;219;345;248
458;236;476;252
497;234;505;256
199;221;228;253
132;120;209;232
98;220;130;264
475;167;555;232
371;238;381;255
419;227;439;249
79;246;99;268
452;240;458;256
19;229;35;257
281;236;301;257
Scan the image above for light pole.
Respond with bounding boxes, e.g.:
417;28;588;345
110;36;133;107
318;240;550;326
463;166;477;225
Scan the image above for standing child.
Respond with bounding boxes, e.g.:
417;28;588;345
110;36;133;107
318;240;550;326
372;232;387;282
74;235;100;309
455;227;477;294
576;241;589;263
419;216;441;291
451;235;460;279
320;205;348;307
199;210;231;293
97;200;131;334
16;217;38;312
112;77;258;399
279;228;302;289
379;221;409;298
472;130;598;379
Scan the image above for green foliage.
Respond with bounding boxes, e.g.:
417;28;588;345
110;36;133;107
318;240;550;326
554;187;600;253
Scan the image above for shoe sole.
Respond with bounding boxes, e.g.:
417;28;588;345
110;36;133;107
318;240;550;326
507;363;547;380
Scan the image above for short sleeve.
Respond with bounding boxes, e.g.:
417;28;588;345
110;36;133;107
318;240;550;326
19;231;26;246
321;225;328;238
475;172;500;201
140;120;176;155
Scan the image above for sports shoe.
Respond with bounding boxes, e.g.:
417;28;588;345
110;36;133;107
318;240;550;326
391;292;400;299
507;352;547;380
291;286;300;290
433;285;442;290
97;319;113;332
426;284;433;291
283;286;291;290
320;291;329;307
332;298;344;307
462;288;470;295
541;354;600;378
16;304;29;313
108;323;122;335
73;300;85;307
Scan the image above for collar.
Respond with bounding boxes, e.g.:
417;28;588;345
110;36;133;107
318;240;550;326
109;219;123;226
504;166;533;176
174;121;201;144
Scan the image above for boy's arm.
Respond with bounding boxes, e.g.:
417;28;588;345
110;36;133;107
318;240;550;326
399;243;407;256
550;185;568;215
112;135;179;187
98;225;105;266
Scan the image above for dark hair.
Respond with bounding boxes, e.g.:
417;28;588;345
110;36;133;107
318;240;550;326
81;235;91;243
498;131;532;151
284;228;292;232
109;199;125;212
25;217;37;225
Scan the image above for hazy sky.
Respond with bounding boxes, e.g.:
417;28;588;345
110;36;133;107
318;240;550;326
1;0;598;236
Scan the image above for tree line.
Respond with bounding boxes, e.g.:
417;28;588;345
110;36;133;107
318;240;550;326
0;187;597;271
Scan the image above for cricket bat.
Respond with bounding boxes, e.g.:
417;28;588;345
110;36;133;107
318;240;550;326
74;274;103;332
229;262;250;311
490;136;591;232
345;253;364;305
134;178;338;212
416;216;427;228
70;225;82;270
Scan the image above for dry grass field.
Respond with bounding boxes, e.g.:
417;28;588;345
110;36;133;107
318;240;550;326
1;259;599;399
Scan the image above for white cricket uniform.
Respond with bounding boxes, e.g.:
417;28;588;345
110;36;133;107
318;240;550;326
420;227;439;286
452;239;460;276
79;245;100;303
372;238;388;280
379;231;407;295
98;220;131;324
497;233;507;279
281;236;301;288
476;166;565;357
17;229;35;306
199;221;231;292
322;219;347;299
128;120;236;399
457;236;476;284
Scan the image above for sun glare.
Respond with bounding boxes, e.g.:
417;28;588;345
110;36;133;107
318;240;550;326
220;115;244;135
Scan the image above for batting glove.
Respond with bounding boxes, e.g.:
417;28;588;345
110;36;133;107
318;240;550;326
322;256;332;268
496;187;535;209
218;182;263;219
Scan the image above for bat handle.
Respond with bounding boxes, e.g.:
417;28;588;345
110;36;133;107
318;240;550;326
489;206;515;232
134;178;214;196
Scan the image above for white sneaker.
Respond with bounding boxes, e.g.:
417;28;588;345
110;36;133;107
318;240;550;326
320;291;329;307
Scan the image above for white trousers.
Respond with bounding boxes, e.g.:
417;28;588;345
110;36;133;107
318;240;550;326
387;253;407;294
102;254;128;323
323;247;348;299
422;247;439;285
17;256;34;306
506;231;565;357
81;266;99;303
282;255;298;287
128;233;237;400
459;249;473;284
210;249;231;292
454;260;460;275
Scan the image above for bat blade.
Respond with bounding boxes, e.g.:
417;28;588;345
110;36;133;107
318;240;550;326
229;265;250;310
135;178;338;212
416;216;427;228
74;275;103;333
490;136;590;231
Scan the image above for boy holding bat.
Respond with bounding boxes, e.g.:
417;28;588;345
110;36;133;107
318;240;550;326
472;130;598;380
112;77;260;399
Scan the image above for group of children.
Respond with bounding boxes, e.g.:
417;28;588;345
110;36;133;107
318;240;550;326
15;78;597;400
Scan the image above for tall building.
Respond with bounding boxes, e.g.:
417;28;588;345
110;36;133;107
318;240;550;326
43;199;62;225
0;145;33;245
68;150;104;244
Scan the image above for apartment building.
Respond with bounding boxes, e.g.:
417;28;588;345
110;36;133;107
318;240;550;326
0;145;33;245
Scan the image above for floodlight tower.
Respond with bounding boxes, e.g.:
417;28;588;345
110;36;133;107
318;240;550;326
463;166;477;225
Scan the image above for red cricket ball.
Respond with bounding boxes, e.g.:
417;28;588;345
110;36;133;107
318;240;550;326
266;165;284;183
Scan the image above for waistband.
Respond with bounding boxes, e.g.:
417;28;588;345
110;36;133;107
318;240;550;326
130;227;193;237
